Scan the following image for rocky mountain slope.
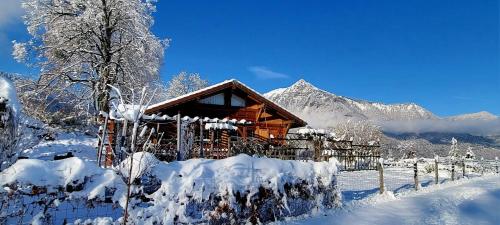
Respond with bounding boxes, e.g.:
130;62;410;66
264;79;437;127
265;79;499;127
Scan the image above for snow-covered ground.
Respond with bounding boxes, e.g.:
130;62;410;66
2;129;499;224
338;167;457;202
19;131;97;161
280;175;500;225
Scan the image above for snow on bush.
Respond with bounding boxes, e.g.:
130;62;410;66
124;153;341;224
0;157;126;224
0;157;125;200
0;75;20;171
1;154;340;224
0;75;20;115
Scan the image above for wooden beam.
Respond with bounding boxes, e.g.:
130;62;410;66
256;104;265;121
259;112;273;119
248;103;265;110
259;119;295;125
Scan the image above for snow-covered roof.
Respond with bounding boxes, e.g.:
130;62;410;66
146;79;307;127
148;79;237;110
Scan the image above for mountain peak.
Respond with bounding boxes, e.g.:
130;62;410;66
291;79;316;89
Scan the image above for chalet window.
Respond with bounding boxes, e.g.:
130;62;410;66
198;93;225;105
231;95;246;107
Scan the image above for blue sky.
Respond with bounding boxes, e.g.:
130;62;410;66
0;0;499;116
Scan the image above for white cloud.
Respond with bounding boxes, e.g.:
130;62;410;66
248;66;290;79
0;0;23;29
379;119;500;136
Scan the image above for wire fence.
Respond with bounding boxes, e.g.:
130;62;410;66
0;192;121;225
337;158;500;203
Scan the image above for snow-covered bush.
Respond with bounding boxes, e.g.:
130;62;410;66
123;153;341;224
423;162;435;174
0;157;126;224
0;76;20;171
465;147;475;159
1;153;341;224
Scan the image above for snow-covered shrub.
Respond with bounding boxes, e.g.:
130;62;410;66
0;76;20;171
0;158;126;224
423;163;435;174
465;147;475;159
1;153;341;224
123;153;341;224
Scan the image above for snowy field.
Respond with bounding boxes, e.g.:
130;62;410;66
280;175;500;225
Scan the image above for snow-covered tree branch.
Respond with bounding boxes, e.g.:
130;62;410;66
165;71;208;99
332;120;382;145
15;0;168;116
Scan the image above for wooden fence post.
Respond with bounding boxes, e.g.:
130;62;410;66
228;137;232;157
210;130;215;158
434;155;439;185
462;159;466;179
97;115;109;167
451;162;455;181
176;111;182;161
481;157;484;176
496;157;499;174
414;160;419;191
378;158;385;194
119;120;128;162
200;119;204;158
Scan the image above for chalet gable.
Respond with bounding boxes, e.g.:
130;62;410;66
146;79;307;128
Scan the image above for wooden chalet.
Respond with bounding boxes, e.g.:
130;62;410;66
144;79;307;160
98;79;381;169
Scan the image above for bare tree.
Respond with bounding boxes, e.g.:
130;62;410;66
14;0;168;116
165;72;209;99
332;120;382;145
397;139;418;159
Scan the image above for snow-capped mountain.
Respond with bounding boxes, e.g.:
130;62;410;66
264;79;437;127
447;111;499;121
